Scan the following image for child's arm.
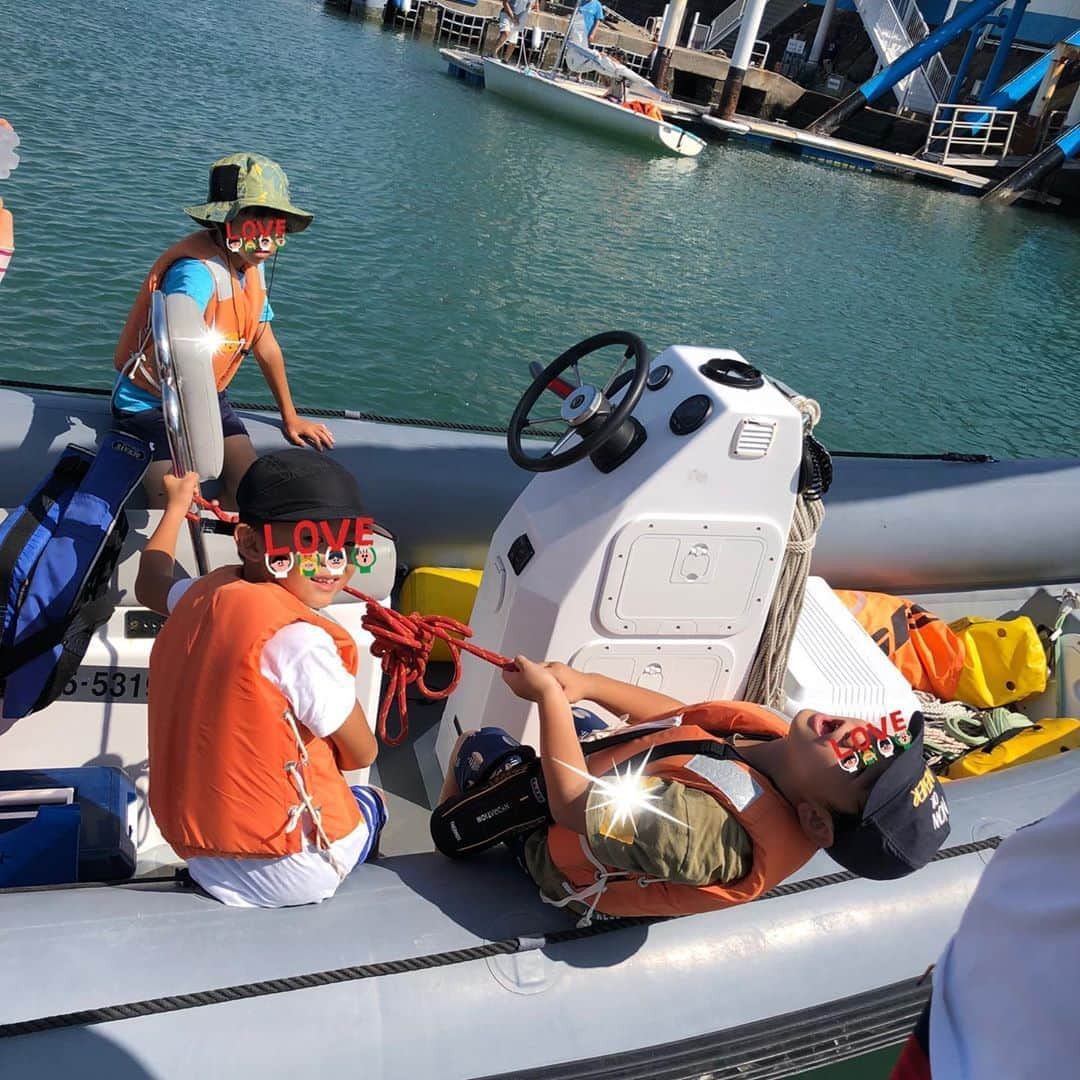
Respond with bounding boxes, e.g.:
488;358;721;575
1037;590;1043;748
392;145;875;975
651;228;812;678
504;656;591;835
329;702;378;771
134;471;199;614
544;663;684;724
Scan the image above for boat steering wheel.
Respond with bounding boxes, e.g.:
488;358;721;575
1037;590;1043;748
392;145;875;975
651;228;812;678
508;331;651;473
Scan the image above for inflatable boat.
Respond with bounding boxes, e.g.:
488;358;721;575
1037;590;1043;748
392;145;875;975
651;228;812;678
1;333;1079;1079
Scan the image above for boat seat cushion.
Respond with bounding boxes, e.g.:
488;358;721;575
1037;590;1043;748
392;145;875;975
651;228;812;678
0;508;398;606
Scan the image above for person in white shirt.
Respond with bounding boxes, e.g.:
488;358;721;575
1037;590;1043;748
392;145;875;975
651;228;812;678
136;452;386;908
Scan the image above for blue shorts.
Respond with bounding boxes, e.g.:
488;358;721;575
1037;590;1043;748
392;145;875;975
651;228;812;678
112;390;250;462
350;785;388;865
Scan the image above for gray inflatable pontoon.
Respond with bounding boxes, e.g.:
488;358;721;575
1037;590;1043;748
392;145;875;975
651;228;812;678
1;342;1078;1079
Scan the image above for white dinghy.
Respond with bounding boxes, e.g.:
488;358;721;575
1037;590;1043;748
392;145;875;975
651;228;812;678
482;10;705;158
0;328;1078;1078
483;59;706;157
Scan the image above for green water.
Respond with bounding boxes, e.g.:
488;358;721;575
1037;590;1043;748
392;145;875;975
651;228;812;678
1;0;1078;459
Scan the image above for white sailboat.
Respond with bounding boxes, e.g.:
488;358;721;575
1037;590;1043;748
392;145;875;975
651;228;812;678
482;6;706;157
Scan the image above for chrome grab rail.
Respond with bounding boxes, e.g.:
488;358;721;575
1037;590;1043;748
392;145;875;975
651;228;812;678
150;289;210;576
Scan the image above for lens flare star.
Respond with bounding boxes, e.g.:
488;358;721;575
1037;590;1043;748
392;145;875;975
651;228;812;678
554;749;689;836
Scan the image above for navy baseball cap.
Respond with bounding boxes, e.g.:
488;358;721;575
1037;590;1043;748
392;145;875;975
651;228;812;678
236;449;364;524
826;712;951;880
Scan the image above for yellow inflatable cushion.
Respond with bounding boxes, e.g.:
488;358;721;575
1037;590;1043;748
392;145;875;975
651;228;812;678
945;717;1080;779
950;615;1047;708
399;567;483;663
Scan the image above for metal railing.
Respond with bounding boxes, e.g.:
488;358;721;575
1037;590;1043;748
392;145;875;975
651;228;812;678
703;0;746;52
923;103;1018;162
897;0;951;99
434;4;493;49
502;27;556;67
392;0;428;32
853;0;948;113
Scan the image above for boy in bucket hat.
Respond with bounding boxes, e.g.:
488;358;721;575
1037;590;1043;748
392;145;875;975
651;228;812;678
438;661;950;922
113;153;333;507
136;451;386;907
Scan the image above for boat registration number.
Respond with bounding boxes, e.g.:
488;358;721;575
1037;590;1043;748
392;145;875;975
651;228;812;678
59;667;149;704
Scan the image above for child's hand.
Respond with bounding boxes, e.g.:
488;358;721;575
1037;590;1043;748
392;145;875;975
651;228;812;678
162;471;199;513
543;661;590;703
503;655;564;703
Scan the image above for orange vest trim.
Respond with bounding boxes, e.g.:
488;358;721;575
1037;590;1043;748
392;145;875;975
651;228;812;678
148;567;362;860
835;589;965;701
546;702;817;917
114;230;267;396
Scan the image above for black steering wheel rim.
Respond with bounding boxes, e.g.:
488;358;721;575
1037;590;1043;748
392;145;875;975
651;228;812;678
508;330;651;472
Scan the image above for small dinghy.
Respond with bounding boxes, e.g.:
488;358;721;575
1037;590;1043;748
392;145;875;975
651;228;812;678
483;59;706;157
1;329;1078;1078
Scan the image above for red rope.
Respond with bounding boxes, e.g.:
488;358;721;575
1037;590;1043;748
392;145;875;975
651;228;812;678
180;495;511;746
186;494;239;525
344;586;515;748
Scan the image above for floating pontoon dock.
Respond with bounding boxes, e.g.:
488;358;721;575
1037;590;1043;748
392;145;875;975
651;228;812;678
703;114;989;191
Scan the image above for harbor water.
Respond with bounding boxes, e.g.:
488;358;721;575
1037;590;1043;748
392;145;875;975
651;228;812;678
1;0;1078;460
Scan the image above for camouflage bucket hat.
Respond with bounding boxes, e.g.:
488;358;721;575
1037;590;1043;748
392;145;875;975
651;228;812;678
184;152;314;234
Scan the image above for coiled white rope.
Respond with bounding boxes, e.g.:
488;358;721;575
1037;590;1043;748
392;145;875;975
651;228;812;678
742;398;825;710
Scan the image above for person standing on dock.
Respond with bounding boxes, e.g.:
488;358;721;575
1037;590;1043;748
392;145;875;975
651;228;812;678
578;0;606;45
492;0;536;62
112;153;334;508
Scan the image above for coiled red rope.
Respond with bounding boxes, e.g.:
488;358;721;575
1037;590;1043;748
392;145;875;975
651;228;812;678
183;499;514;747
344;587;515;747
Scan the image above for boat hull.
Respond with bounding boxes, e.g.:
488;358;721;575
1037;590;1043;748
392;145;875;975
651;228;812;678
482;59;706;157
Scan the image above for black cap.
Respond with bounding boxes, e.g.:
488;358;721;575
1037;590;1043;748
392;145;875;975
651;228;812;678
826;712;951;880
236;450;364;523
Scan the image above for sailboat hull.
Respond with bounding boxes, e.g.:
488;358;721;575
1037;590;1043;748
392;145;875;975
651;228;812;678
482;59;706;157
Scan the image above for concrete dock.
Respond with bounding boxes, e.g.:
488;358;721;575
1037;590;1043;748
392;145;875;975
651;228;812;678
377;0;806;117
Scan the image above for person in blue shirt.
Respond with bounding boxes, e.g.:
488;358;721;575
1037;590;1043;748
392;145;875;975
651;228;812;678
113;153;333;508
579;0;606;44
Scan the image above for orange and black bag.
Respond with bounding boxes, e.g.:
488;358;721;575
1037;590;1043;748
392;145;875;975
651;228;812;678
835;589;965;700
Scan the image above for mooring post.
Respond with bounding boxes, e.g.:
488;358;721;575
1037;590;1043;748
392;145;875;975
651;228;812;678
713;0;769;119
652;0;689;92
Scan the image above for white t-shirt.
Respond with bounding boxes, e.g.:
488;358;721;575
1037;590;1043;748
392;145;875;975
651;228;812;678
930;788;1080;1077
165;579;370;908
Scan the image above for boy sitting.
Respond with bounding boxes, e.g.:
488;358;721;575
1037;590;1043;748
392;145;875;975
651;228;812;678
438;657;950;922
136;450;385;907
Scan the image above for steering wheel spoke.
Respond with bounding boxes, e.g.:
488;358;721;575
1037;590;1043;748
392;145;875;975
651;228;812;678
521;415;568;430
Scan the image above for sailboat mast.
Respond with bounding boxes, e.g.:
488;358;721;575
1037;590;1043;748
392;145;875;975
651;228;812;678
552;0;585;75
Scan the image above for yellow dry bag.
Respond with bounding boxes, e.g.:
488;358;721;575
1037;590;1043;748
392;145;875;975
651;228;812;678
950;615;1047;708
945;718;1080;779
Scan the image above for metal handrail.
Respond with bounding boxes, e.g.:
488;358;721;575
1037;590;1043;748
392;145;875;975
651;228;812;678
435;3;492;49
150;291;209;576
854;0;950;112
703;0;746;52
923;103;1018;162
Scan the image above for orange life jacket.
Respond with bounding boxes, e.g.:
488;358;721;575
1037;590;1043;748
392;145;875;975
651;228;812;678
835;589;965;701
546;701;817;917
113;230;267;396
0;203;12;285
148;567;362;860
626;99;664;121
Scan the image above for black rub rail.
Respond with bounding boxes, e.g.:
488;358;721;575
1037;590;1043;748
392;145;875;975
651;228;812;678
0;377;997;461
0;836;1000;1040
